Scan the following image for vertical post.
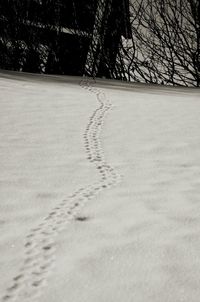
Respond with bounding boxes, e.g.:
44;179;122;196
84;0;112;77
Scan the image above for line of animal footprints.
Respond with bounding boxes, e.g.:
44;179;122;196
1;77;121;302
80;77;121;185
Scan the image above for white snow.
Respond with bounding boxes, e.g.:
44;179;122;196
0;70;200;302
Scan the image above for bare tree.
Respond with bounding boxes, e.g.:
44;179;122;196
119;0;200;86
85;0;132;79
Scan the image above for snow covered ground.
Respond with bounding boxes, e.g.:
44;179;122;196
0;70;200;302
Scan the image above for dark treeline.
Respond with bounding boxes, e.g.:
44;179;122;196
0;0;131;78
0;0;199;86
0;0;96;75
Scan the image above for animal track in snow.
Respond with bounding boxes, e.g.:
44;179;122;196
1;77;121;302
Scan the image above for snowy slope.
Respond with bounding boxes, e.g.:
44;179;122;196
0;70;200;302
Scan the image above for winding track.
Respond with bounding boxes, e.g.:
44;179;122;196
1;77;121;302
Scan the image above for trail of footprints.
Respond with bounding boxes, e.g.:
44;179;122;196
1;77;122;302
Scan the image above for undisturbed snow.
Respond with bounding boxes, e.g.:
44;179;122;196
0;70;200;302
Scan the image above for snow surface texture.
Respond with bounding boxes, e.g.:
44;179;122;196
0;73;121;302
0;70;200;302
